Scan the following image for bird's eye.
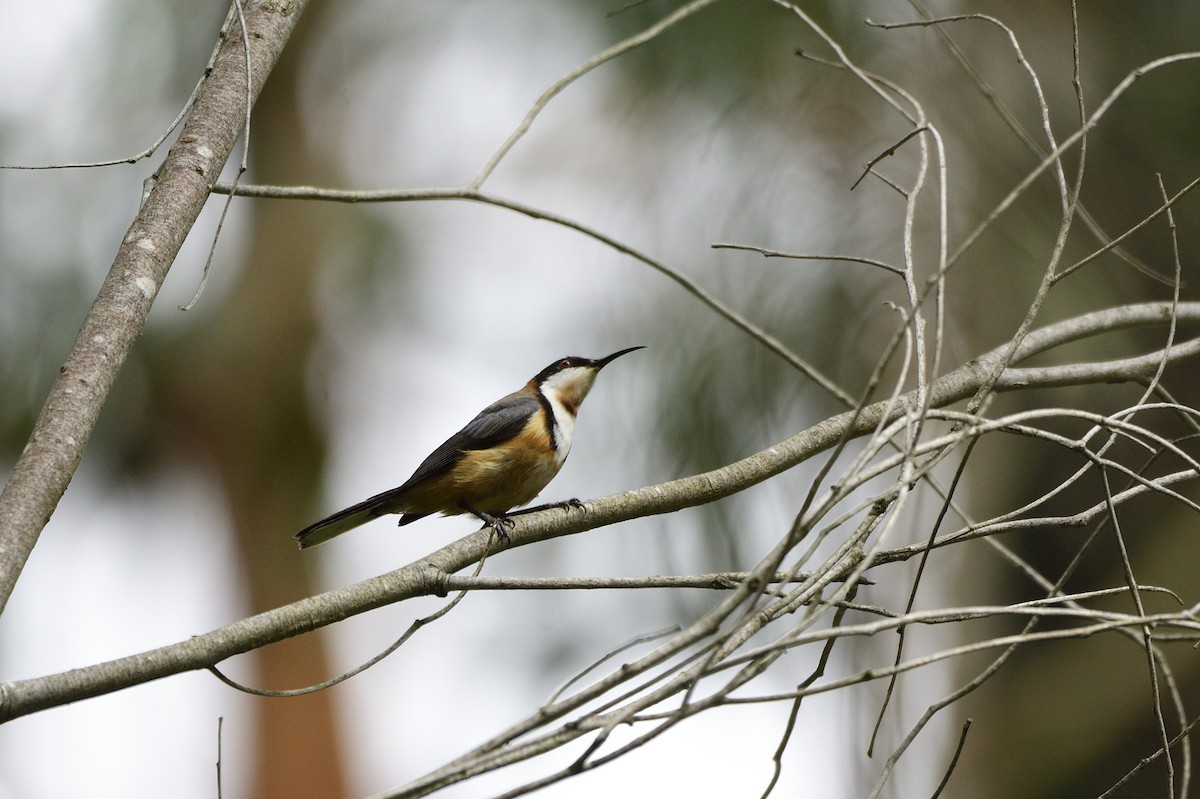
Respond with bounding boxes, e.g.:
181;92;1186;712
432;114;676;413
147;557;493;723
558;359;571;369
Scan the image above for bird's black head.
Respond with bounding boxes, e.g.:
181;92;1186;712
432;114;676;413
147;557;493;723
532;346;645;386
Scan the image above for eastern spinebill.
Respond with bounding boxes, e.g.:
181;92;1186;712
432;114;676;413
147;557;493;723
295;347;643;549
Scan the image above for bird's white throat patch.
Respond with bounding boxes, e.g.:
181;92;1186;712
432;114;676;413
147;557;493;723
540;367;597;463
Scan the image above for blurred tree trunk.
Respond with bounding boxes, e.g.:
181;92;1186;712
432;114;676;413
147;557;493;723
157;8;349;797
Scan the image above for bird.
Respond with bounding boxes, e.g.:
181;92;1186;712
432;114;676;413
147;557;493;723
295;346;644;549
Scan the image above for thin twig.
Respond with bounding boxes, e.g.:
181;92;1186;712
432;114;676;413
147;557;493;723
930;719;972;799
180;0;254;312
0;5;239;171
710;242;904;276
468;0;721;189
209;183;853;405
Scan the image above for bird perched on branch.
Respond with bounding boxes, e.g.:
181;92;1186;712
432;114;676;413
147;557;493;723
295;347;644;549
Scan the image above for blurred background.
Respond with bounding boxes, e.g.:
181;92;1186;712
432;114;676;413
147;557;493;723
1;1;1199;797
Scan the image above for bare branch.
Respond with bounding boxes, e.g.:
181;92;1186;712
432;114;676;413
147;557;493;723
1;302;1197;725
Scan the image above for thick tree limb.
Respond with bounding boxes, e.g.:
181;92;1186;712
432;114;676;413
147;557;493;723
0;0;309;615
0;302;1196;724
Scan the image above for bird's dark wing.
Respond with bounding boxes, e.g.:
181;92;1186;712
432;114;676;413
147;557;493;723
396;390;540;490
295;391;540;548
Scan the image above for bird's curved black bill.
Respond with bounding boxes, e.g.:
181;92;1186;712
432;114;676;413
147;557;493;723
595;346;645;369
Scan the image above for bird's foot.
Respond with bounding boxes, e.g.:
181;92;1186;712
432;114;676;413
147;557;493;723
460;503;515;541
480;511;515;542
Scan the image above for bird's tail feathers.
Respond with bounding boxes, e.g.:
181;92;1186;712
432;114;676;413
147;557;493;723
295;497;391;549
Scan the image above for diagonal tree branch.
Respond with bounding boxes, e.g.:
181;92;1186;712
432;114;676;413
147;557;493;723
0;0;310;615
1;302;1196;725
